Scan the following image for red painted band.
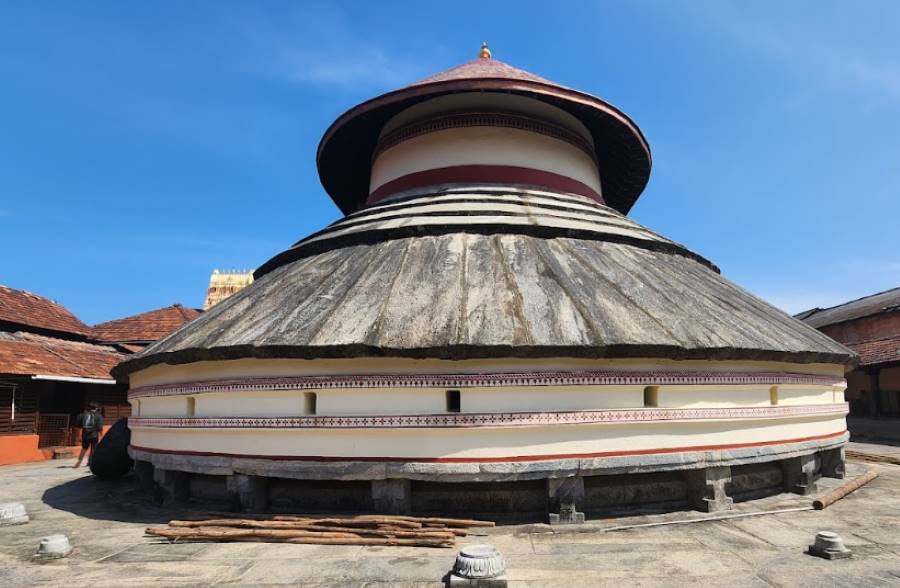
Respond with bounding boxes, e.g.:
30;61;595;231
130;430;846;464
367;165;604;206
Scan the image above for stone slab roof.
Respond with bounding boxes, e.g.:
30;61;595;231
92;304;201;345
0;331;124;379
115;188;853;377
0;285;90;337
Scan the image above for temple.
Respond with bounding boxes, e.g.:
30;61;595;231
117;45;854;520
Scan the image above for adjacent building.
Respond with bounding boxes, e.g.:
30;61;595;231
203;270;253;310
799;287;900;418
0;286;201;465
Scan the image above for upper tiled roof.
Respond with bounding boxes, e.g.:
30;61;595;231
798;287;900;328
0;285;90;337
411;58;561;87
92;304;201;344
0;331;123;379
845;335;900;367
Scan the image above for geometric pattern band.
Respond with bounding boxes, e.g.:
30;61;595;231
129;403;848;430
128;370;846;400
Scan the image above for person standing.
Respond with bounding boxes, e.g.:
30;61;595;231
74;402;104;468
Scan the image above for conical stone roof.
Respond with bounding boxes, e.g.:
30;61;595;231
115;185;853;377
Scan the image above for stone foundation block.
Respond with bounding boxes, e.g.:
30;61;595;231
134;460;155;491
783;454;819;495
548;476;585;524
820;447;846;480
686;466;734;512
227;474;268;513
372;479;411;514
153;468;189;503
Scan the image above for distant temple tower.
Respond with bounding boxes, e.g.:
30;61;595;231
203;270;253;310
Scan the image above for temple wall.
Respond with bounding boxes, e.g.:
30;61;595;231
129;358;846;389
134;384;843;418
369;126;602;196
129;414;847;460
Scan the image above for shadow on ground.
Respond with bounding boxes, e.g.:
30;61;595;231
41;473;191;524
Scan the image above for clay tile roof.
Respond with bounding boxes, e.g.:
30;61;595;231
798;287;900;328
0;331;124;379
410;58;561;87
845;335;900;367
92;304;202;344
0;285;90;337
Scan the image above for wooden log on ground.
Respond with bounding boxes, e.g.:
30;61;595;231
813;470;879;510
354;515;495;527
154;525;455;541
146;527;453;548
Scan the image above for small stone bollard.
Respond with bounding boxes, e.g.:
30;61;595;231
807;531;851;560
449;544;507;587
35;534;73;559
0;502;29;526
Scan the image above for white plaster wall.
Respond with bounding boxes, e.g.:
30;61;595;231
141;396;191;417
129;357;846;389
130;414;848;460
777;387;835;406
369;127;602;197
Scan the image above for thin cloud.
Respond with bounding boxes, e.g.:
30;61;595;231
684;2;900;103
229;4;430;90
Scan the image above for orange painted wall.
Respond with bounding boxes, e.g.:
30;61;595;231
0;434;45;466
0;425;113;467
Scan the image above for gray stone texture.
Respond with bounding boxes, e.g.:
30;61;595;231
547;476;585;524
782;453;819;495
686;466;734;513
226;474;268;513
153;468;189;503
371;479;411;514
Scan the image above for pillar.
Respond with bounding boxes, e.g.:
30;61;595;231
820;447;846;480
782;453;819;495
134;460;155;491
227;474;269;513
153;468;189;503
372;479;411;515
686;466;734;512
548;476;585;524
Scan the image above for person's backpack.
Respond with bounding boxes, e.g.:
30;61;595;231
83;411;100;433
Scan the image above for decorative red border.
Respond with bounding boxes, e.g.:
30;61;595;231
129;430;848;464
367;165;604;205
128;370;845;400
373;111;597;163
129;403;848;430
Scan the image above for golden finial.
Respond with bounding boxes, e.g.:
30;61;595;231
479;41;492;59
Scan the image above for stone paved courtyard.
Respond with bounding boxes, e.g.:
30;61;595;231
1;447;899;587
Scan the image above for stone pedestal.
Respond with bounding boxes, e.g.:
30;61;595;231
372;479;411;515
153;468;189;503
548;476;585;524
227;474;268;513
820;447;846;480
783;454;819;495
686;466;734;512
134;460;155;491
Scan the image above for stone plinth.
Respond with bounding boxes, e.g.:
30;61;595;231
548;476;585;524
686;466;733;512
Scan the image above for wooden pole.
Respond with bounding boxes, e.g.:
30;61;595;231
813;470;879;510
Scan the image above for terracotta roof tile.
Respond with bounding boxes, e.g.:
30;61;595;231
410;58;561;88
0;331;124;379
92;304;201;344
0;285;90;336
846;335;900;367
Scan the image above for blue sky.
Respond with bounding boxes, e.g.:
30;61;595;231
2;1;899;324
